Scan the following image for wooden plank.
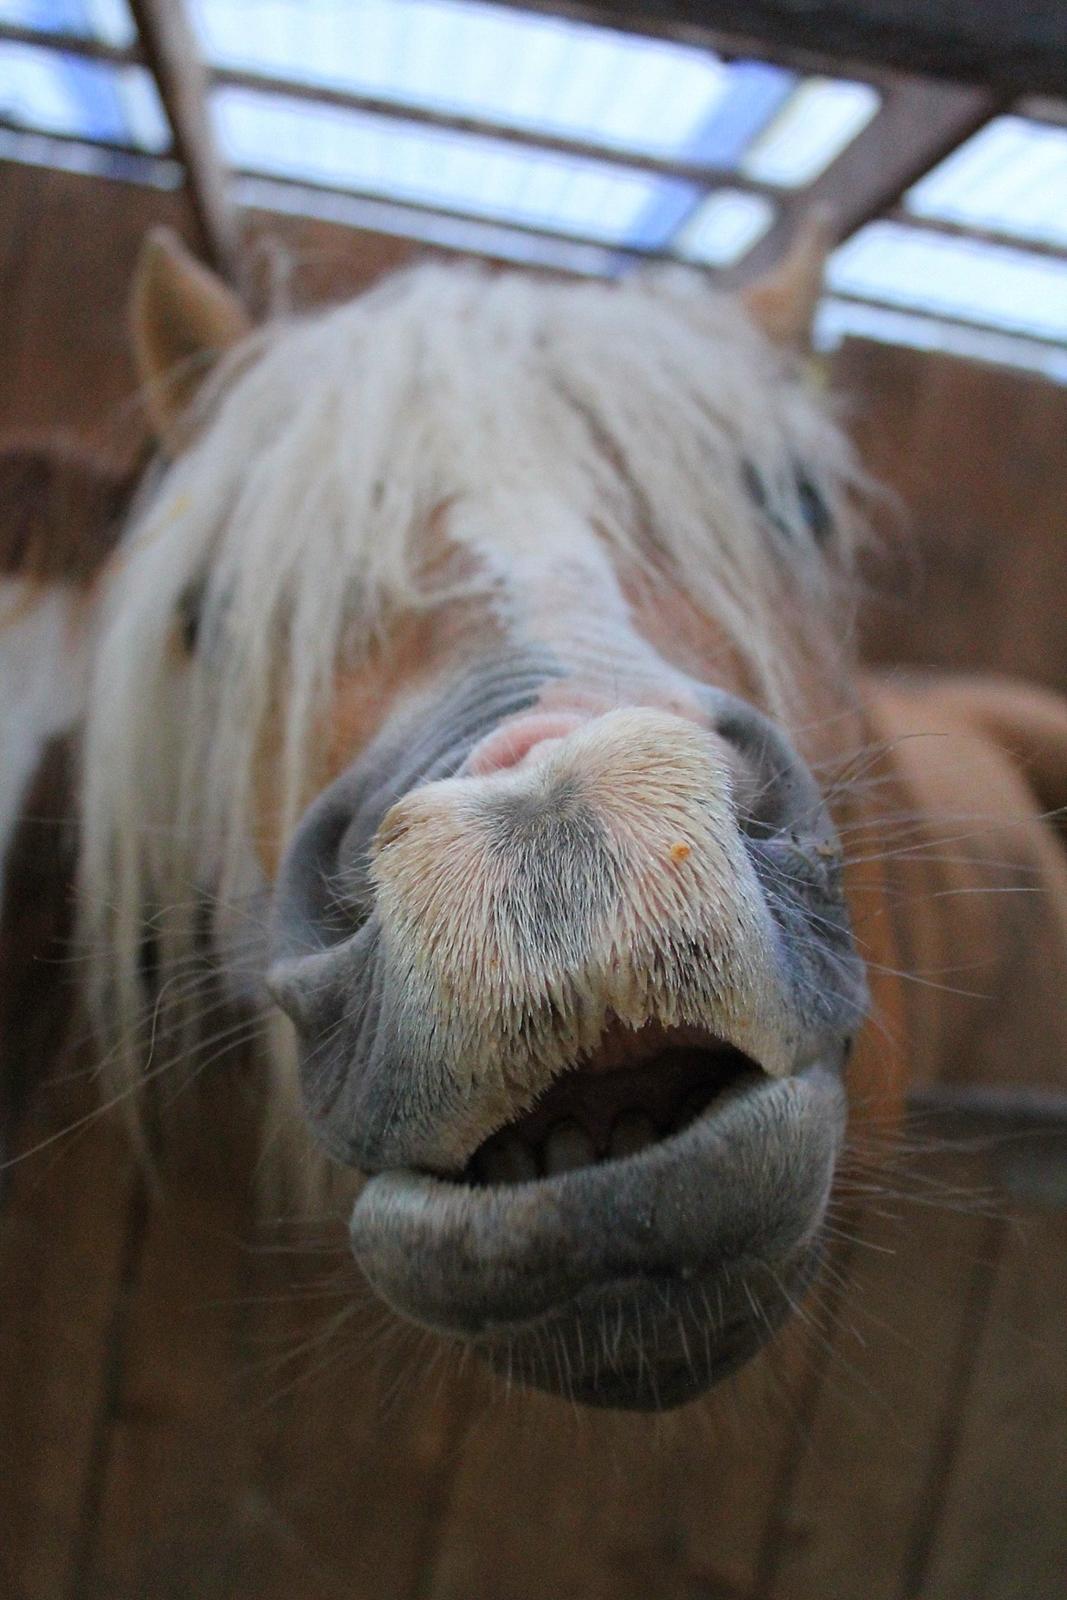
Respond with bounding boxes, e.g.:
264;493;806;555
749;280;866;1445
78;1060;479;1600
905;1085;1067;1139
77;1066;261;1600
919;1205;1067;1600
420;1247;853;1600
0;1071;141;1600
756;1154;1004;1599
231;1224;480;1600
838;339;1067;694
490;1;1067;98
127;0;244;285
0;737;79;1184
0;162;191;458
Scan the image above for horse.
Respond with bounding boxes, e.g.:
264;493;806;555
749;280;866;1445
2;221;1067;1412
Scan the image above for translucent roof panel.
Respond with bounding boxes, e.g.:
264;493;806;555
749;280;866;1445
212;85;698;247
685;59;794;168
0;0;134;47
0;40;170;150
906;115;1067;250
828;221;1067;344
816;296;1067;384
235;173;626;277
741;77;880;187
191;0;792;163
672;189;775;265
0;121;180;186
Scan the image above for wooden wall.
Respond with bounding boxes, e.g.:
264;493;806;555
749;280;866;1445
839;339;1067;693
0;161;417;468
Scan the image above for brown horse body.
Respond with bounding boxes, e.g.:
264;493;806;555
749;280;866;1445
849;674;1067;1115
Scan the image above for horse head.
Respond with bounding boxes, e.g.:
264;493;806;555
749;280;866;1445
79;224;880;1409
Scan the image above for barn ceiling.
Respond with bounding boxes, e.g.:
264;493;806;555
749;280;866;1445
1;0;1066;377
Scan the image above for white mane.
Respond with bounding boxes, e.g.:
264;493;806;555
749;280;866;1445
77;260;864;1173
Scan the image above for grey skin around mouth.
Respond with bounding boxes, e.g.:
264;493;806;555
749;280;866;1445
348;1060;846;1410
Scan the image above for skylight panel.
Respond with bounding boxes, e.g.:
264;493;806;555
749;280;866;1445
828;221;1067;344
190;0;731;160
0;123;180;185
0;40;169;150
212;85;697;248
0;0;135;47
672;190;775;265
235;173;625;277
740;77;880;186
816;296;1067;384
680;58;794;169
906;116;1067;250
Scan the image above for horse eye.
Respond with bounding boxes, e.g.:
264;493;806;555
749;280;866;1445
742;459;833;547
794;468;832;546
176;583;203;654
742;458;770;517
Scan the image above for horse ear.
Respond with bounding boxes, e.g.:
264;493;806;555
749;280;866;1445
741;208;834;350
131;227;251;454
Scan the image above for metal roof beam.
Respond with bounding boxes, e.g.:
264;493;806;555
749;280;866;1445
127;0;244;285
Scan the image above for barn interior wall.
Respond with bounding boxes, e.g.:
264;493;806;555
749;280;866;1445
2;160;1066;692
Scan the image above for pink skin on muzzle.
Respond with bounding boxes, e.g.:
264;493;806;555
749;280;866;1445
465;712;590;775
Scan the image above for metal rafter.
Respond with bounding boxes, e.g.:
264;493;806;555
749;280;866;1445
126;0;245;284
2;1;1060;310
719;74;1000;281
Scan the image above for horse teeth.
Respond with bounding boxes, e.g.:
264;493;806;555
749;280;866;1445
543;1120;595;1175
608;1112;658;1159
480;1138;538;1185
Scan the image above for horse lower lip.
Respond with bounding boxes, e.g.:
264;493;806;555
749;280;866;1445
348;1065;845;1353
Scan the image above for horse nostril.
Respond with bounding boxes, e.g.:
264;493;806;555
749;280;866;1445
706;690;828;843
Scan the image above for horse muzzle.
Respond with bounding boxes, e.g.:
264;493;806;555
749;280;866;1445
268;687;867;1408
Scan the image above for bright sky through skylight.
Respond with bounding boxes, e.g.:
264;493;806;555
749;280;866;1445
0;39;168;149
212;85;697;247
3;0;1067;376
234;172;625;276
191;0;734;161
672;190;774;265
907;115;1067;250
816;296;1067;383
829;221;1067;344
741;77;880;186
0;0;134;46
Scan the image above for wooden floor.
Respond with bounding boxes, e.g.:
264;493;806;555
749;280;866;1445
1;1057;1064;1600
